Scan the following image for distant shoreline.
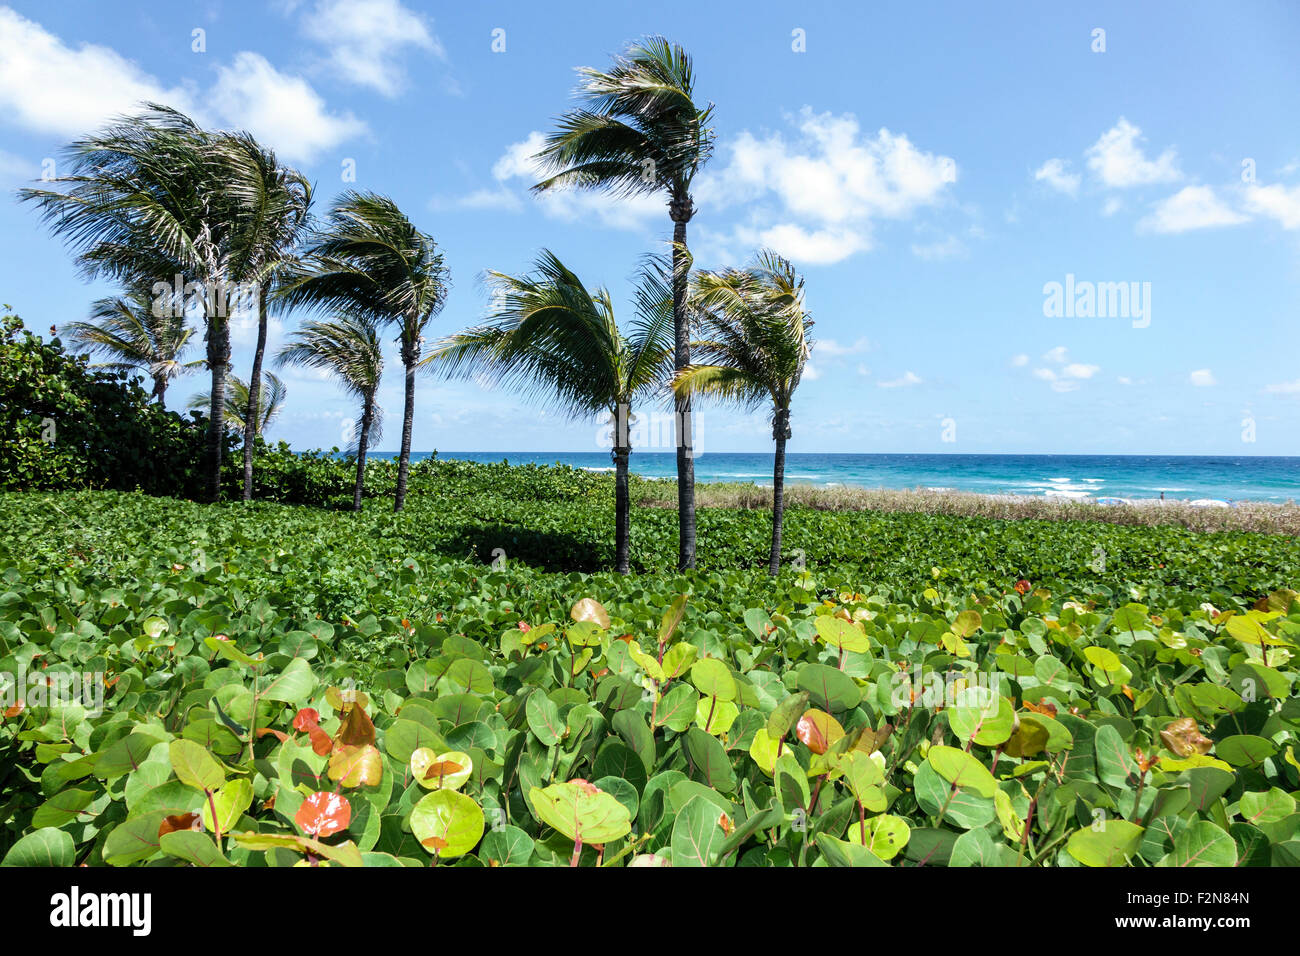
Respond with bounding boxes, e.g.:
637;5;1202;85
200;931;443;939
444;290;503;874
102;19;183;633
352;450;1300;505
632;482;1300;535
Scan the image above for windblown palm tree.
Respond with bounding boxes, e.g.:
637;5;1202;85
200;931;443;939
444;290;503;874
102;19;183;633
533;37;714;569
188;372;287;436
675;252;813;576
20;104;242;501
220;132;313;502
278;192;448;511
276;315;385;512
426;251;674;574
62;287;201;403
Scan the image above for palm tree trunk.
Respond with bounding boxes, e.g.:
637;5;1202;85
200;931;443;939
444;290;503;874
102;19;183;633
152;376;167;404
769;407;790;576
353;396;373;512
613;443;631;575
241;285;270;502
670;203;696;570
204;317;231;503
394;351;416;511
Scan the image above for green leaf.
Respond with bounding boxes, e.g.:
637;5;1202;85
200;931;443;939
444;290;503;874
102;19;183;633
2;827;76;866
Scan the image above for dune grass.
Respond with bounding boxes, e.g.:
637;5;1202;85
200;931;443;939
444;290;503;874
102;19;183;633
630;478;1300;534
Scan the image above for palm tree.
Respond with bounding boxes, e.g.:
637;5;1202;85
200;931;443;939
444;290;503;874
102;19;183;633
425;251;674;574
188;372;287;436
276;315;385;512
219;133;313;502
62;286;201;403
675;252;813;576
278;192;448;511
20;104;241;501
533;36;714;570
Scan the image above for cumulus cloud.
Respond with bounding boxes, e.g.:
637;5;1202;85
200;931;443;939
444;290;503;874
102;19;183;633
210;53;367;162
696;107;958;264
1265;379;1300;394
816;337;870;358
877;371;922;388
1138;185;1248;234
300;0;441;96
0;7;198;136
1243;183;1300;229
1085;118;1181;188
0;10;365;164
1033;158;1080;196
469;109;958;257
1010;354;1029;367
1028;347;1100;392
1189;369;1217;387
484;130;664;229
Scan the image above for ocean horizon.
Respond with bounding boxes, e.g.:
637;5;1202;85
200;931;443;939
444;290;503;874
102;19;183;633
359;451;1300;504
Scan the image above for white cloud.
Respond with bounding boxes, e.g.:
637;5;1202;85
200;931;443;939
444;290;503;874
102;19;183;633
911;235;966;260
856;363;870;377
1033;158;1080;196
0;7;198;136
301;0;441;96
1117;376;1133;385
744;223;870;265
1138;185;1247;234
802;362;820;381
1029;347;1099;392
1243;183;1300;230
0;11;364;164
816;337;870;358
1189;368;1217;387
1085;118;1181;188
210;52;366;163
485;130;664;229
1101;197;1123;217
1265;379;1300;394
877;371;922;388
1062;363;1100;380
1010;354;1028;367
697;107;958;265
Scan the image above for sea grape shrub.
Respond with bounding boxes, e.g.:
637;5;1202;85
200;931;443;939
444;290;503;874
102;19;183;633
0;524;1297;868
0;311;213;494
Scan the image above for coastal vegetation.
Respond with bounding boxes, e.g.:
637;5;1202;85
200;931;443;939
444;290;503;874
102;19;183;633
2;33;1297;870
1;478;1297;867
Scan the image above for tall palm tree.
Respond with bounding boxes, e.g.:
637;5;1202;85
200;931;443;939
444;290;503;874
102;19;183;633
63;286;201;403
188;372;287;436
219;132;313;502
19;104;240;501
425;251;674;574
276;315;385;512
278;192;448;511
533;36;714;570
675;252;813;576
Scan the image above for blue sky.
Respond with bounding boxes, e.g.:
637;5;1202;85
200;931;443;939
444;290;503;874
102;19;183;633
2;0;1299;455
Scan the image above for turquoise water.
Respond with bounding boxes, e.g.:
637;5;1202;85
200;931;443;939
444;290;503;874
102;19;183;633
368;452;1300;503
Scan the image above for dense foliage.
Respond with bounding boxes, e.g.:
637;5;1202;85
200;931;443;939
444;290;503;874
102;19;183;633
0;312;215;495
1;485;1297;867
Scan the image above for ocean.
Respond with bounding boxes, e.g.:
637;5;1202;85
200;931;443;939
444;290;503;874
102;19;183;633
367;452;1300;504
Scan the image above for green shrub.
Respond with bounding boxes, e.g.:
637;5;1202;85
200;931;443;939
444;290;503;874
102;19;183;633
0;310;215;495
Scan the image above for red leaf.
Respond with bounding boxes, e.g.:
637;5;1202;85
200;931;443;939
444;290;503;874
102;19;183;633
295;791;351;837
307;724;334;756
158;812;202;837
292;708;320;732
